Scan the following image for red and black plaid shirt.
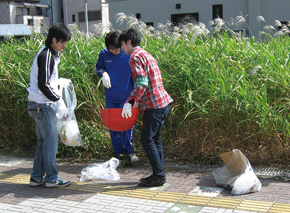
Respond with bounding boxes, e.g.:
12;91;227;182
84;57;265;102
127;47;173;113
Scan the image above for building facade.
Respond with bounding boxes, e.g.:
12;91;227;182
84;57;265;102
107;0;290;37
39;0;64;26
0;0;62;34
1;0;289;37
63;0;109;35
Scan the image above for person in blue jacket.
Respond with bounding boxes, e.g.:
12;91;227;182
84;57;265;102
96;31;138;162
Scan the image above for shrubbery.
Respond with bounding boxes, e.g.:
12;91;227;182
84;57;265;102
1;17;290;165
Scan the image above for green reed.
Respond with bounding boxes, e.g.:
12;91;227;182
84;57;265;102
1;27;290;163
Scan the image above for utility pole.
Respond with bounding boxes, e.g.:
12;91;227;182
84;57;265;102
85;0;89;35
64;0;68;25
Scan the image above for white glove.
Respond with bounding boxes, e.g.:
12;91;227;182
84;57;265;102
121;103;132;118
102;72;111;89
56;98;68;118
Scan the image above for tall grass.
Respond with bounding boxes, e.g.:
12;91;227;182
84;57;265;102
1;16;290;164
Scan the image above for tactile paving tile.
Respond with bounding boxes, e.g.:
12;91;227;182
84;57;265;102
207;197;242;209
62;181;87;190
125;188;159;199
1;172;289;213
268;203;290;213
0;174;29;183
78;184;110;193
178;194;213;206
0;173;11;178
102;186;133;196
151;191;186;203
236;200;273;213
15;176;30;184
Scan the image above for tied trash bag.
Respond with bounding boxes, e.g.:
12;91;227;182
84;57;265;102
56;78;83;146
213;149;262;195
79;158;120;182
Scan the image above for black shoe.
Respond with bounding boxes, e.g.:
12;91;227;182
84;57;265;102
140;174;155;183
29;177;44;187
138;176;166;187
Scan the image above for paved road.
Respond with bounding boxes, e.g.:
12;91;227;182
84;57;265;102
0;154;289;213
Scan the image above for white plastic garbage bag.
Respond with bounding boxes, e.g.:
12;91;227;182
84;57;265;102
213;149;262;195
79;158;120;182
56;78;83;146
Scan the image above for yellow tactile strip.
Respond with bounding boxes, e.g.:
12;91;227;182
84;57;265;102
0;172;289;212
236;200;273;213
269;203;290;213
208;197;242;209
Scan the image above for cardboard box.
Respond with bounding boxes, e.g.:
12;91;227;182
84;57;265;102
220;150;247;177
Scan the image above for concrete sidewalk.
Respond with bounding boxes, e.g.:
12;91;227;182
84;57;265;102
0;154;289;213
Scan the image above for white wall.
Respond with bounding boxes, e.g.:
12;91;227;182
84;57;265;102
109;0;249;31
261;0;290;28
108;0;290;37
63;0;107;34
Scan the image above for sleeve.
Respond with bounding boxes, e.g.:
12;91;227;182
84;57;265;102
37;51;60;102
126;55;148;104
96;51;106;77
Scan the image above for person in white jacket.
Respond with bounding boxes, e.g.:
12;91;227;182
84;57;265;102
27;23;71;188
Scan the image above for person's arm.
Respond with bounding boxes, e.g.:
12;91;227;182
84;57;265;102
126;55;148;105
122;55;149;118
96;51;111;88
96;51;106;77
37;50;60;102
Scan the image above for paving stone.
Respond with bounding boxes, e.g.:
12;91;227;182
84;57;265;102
0;156;290;213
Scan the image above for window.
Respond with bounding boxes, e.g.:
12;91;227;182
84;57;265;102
36;7;42;15
136;13;141;19
278;21;290;31
16;7;23;15
213;4;223;19
281;21;290;27
171;13;199;26
176;4;181;9
79;12;85;22
28;19;34;26
78;11;102;22
20;7;30;15
72;14;76;22
145;22;154;27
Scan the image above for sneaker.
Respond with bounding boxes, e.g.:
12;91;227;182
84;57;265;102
29;177;44;187
45;178;71;188
140;174;154;182
138;176;166;187
129;154;139;162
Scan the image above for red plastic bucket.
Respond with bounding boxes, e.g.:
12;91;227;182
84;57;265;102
100;107;139;131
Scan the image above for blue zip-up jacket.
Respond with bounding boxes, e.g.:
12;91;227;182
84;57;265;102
96;49;134;103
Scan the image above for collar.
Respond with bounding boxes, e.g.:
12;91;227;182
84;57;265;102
46;44;59;56
132;46;141;53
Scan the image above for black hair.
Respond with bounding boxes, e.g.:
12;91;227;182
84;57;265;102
118;28;141;47
45;23;71;47
105;31;121;49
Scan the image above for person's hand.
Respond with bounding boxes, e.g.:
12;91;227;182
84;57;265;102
56;98;68;118
102;72;111;89
121;103;132;118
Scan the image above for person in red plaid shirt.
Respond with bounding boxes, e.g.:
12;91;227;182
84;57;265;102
118;28;173;187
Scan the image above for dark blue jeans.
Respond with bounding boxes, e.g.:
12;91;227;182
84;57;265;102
140;105;170;178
